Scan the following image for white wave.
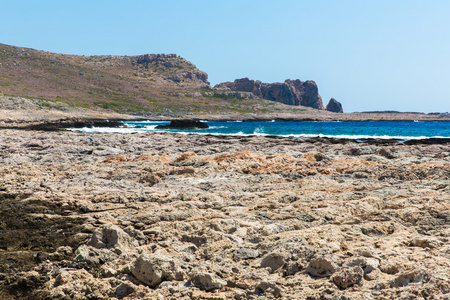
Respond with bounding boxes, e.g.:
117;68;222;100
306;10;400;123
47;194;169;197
253;127;265;134
124;120;167;124
69;127;144;133
278;133;447;140
68;124;449;140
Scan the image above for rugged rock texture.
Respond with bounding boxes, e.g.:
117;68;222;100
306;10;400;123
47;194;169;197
326;98;343;113
215;77;326;110
0;130;449;299
134;53;210;86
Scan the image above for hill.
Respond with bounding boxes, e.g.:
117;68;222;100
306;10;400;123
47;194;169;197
0;43;319;118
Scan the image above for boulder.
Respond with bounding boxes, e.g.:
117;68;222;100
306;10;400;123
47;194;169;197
306;257;337;277
260;252;286;273
131;250;184;287
332;266;364;289
390;269;430;288
255;280;282;297
326;98;343;113
87;223;138;255
72;244;118;265
234;248;259;260
190;271;227;291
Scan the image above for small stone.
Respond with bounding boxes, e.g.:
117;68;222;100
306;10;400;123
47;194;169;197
87;223;138;255
378;148;395;159
260;252;285;273
390;269;430;288
115;281;135;298
234;248;259;260
255;280;282;297
190;271;227;291
131;250;184;288
380;261;402;274
345;257;380;276
332;266;364;289
357;247;380;260
72;244;118;265
306;257;337;277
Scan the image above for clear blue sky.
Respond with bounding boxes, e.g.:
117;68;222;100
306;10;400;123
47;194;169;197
2;0;450;113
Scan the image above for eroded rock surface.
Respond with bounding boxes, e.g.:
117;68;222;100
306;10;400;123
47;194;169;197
0;130;449;299
216;77;326;109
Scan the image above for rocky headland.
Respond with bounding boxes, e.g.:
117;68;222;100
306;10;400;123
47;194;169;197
0;128;449;299
215;78;343;113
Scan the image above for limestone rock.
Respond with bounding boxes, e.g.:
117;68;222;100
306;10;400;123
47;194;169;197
87;223;138;255
390;269;431;288
379;261;402;275
344;257;380;277
131;250;184;287
72;244;119;265
234;248;259;260
255;280;282;297
356;247;380;260
115;281;136;298
260;252;286;273
306;257;337;277
332;266;364;289
1;128;449;299
190;271;227;291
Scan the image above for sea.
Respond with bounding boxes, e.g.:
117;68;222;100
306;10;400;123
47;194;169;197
75;120;450;141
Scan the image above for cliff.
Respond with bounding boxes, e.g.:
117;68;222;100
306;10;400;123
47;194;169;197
216;78;343;112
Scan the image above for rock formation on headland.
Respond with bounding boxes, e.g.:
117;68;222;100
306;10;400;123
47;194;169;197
326;98;344;113
215;78;343;112
134;53;209;86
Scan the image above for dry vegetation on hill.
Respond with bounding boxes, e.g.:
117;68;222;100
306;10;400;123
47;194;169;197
0;43;314;118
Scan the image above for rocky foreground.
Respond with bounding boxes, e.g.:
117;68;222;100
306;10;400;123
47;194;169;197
0;129;449;299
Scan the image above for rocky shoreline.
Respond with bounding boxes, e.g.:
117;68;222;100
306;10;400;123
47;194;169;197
0;128;449;299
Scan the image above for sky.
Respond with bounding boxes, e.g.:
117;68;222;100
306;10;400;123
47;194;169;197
2;0;450;113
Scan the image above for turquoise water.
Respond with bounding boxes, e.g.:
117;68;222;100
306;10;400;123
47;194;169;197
85;121;450;140
104;121;450;139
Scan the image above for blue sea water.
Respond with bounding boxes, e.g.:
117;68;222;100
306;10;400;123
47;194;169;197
79;120;450;140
